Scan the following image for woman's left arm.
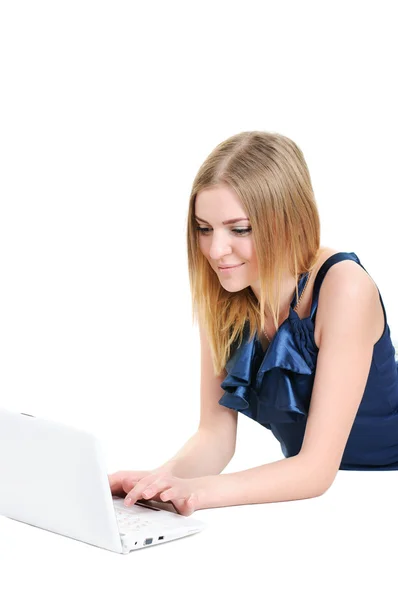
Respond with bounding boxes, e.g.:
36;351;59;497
196;261;379;509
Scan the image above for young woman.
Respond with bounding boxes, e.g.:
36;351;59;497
109;131;398;516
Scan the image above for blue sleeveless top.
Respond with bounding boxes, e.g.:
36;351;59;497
219;251;398;471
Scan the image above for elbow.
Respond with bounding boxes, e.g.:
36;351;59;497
318;475;338;498
312;482;332;498
299;453;338;498
320;471;338;496
317;466;339;496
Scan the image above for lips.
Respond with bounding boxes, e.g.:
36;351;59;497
218;263;244;270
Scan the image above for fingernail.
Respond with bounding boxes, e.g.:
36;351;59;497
125;497;131;506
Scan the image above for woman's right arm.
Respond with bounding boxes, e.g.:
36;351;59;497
157;323;238;479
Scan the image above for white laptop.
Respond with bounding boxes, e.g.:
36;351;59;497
0;408;206;554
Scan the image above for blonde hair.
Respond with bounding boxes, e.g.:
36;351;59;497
186;131;321;376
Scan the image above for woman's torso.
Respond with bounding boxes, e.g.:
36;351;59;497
219;248;398;470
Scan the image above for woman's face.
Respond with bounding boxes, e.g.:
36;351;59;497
195;184;260;293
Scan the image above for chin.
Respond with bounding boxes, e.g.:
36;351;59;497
220;281;246;292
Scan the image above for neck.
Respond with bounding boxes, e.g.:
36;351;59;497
251;270;301;316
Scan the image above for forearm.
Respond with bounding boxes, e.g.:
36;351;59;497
157;428;234;479
197;454;329;509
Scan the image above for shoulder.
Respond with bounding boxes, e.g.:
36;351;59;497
318;253;378;299
316;253;380;346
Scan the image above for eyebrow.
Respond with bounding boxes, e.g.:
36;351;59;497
194;216;250;225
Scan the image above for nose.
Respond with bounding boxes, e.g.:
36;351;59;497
208;233;233;261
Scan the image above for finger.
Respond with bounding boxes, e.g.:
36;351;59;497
108;471;148;494
124;475;169;506
125;477;170;505
108;471;132;494
108;471;148;485
163;492;195;515
170;496;195;517
121;475;147;494
140;477;172;500
159;487;176;503
183;494;196;516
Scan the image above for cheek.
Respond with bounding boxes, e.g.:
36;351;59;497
198;237;206;255
242;239;256;259
199;236;214;256
250;238;258;257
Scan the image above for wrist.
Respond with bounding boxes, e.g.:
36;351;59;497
195;475;218;510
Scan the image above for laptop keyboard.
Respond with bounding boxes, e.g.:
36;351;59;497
114;506;154;533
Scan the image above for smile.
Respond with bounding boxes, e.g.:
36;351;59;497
218;263;244;272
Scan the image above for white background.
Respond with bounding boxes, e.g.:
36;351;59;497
0;1;397;598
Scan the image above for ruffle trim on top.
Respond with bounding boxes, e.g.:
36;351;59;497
218;307;319;425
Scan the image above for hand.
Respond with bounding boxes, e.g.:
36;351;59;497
108;469;204;516
109;469;168;501
109;466;175;504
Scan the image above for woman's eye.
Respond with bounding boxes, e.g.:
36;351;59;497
196;227;251;236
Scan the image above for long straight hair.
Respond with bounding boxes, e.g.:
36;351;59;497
187;131;321;376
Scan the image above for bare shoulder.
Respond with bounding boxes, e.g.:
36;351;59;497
316;248;378;294
315;249;382;346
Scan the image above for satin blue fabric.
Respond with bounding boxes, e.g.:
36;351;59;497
219;252;398;470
